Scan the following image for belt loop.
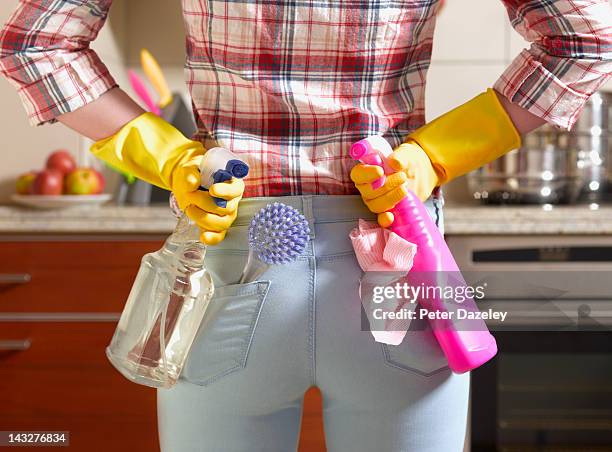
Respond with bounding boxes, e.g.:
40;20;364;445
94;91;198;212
302;196;316;240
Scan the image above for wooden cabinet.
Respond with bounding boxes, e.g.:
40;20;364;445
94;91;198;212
1;322;159;451
0;241;160;313
0;239;326;452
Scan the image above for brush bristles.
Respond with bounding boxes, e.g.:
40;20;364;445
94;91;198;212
248;202;310;265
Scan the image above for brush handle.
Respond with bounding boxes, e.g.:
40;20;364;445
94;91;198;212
141;49;173;109
128;70;161;115
239;249;270;283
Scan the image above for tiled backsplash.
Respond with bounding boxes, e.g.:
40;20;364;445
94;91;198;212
427;0;527;203
428;0;521;119
429;0;611;203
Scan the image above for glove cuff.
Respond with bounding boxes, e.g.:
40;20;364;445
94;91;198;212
392;142;443;199
90;112;204;190
406;89;521;184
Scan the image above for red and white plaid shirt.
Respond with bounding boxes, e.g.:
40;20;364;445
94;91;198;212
1;0;611;196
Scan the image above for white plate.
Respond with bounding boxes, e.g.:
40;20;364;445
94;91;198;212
11;194;112;210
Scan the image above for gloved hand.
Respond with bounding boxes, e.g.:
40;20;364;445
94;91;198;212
351;143;439;227
352;89;521;227
90;113;244;245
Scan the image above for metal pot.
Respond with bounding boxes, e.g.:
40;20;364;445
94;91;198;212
468;91;612;205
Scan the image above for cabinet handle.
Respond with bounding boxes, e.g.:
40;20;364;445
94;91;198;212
0;339;32;351
0;273;31;285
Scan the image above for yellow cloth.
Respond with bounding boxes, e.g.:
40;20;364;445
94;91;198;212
90;113;244;245
351;89;521;226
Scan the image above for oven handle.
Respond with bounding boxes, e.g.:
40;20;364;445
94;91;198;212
483;300;612;326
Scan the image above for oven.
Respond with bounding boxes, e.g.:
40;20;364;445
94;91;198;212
448;235;612;451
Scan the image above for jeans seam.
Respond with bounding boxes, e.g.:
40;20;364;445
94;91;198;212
381;343;450;377
309;256;317;386
215;280;269;298
194;364;243;387
313;218;372;225
239;283;270;370
317;252;356;262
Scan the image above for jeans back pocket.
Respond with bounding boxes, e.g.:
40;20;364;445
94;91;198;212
182;280;271;386
382;315;450;377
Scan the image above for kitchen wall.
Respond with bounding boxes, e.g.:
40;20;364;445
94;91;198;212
0;0;610;204
430;0;612;203
429;0;527;203
0;0;131;202
0;1;77;202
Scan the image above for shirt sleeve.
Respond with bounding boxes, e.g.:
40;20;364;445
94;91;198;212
0;0;117;126
495;0;612;130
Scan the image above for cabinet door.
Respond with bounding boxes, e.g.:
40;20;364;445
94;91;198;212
0;321;159;452
0;241;163;313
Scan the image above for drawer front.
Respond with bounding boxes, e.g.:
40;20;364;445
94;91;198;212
0;321;159;451
1;321;325;452
0;241;163;313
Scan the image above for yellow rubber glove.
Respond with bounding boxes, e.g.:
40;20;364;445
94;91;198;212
351;143;438;212
352;89;521;227
90;113;244;245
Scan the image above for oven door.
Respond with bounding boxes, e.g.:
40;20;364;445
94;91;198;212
447;235;612;451
472;330;612;451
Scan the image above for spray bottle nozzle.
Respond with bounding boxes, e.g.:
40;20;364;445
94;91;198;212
199;148;250;207
226;159;249;179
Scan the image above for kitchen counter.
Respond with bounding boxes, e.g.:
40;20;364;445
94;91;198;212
0;205;176;235
0;204;611;235
443;205;612;235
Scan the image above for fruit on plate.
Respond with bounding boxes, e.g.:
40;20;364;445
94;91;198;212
94;170;106;193
15;148;106;197
65;168;105;195
46;150;76;175
32;169;63;195
15;171;37;194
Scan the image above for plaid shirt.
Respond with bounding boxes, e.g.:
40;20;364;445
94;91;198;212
1;0;611;196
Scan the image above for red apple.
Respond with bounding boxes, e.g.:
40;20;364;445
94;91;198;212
92;169;105;194
33;170;63;195
15;171;37;195
65;168;104;195
46;150;76;176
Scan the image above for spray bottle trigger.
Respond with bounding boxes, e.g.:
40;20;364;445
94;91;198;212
210;170;233;207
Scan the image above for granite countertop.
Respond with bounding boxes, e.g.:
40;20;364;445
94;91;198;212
0;204;611;235
443;204;612;235
0;205;177;235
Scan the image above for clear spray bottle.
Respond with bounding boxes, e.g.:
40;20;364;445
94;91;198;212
106;148;248;388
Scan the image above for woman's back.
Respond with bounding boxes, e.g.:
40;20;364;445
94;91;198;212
182;0;439;196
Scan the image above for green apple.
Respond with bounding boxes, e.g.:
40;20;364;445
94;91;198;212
65;168;105;195
16;171;37;195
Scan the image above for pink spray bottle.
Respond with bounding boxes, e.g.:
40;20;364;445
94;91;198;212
350;136;497;373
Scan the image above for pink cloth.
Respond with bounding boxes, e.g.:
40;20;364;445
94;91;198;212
350;220;416;272
350;220;417;345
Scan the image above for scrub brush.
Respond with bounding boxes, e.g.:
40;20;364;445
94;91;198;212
239;202;310;283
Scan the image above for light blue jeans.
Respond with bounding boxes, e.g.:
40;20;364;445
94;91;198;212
158;195;469;452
